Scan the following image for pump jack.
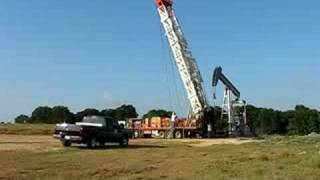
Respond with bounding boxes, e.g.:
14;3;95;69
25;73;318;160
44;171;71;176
212;66;248;136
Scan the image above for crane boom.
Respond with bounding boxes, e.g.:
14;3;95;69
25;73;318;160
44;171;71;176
212;66;240;98
155;0;208;116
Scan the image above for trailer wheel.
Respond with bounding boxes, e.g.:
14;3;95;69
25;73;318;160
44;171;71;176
143;134;152;138
158;131;166;139
175;130;182;139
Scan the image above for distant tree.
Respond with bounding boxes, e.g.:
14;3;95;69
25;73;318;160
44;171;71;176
204;106;228;134
31;106;53;124
143;109;173;119
288;105;320;135
258;108;274;134
75;108;101;122
51;106;74;124
273;110;289;135
15;103;320;134
113;105;138;120
246;105;260;135
245;105;290;135
101;109;116;118
14;114;30;124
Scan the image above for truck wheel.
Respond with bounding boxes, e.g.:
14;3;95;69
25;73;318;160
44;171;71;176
119;137;129;147
62;140;71;147
87;137;99;149
175;130;182;139
158;131;166;139
195;133;202;139
99;141;105;147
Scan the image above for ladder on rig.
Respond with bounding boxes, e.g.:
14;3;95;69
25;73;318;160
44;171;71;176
156;0;208;119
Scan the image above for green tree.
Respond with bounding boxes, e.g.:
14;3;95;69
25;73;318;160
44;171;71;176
101;109;116;117
273;110;289;134
14;114;30;124
246;105;289;135
31;106;53;124
288;105;320;135
143;109;173;119
261;109;275;134
246;105;260;135
75;108;101;122
51;106;74;124
204;106;228;135
113;105;138;120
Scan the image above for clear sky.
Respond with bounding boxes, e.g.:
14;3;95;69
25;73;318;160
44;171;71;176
0;0;319;121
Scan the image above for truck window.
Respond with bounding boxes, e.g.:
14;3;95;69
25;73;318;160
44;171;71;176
96;117;106;127
113;119;119;127
83;116;106;127
105;118;113;130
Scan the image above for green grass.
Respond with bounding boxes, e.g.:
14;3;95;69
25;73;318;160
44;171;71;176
0;136;320;180
204;136;320;180
0;124;54;135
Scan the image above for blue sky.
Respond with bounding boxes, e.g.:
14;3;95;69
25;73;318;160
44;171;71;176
0;0;319;121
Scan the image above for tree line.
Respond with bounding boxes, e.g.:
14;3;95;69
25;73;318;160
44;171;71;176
246;105;320;136
15;106;175;125
15;104;320;136
15;105;139;124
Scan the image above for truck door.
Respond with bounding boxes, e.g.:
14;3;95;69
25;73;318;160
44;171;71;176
103;118;113;140
112;119;122;141
103;117;121;142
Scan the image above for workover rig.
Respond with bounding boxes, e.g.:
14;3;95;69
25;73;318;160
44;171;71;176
153;0;247;137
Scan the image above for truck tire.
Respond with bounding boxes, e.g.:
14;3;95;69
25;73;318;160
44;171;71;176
158;131;166;139
99;141;106;147
195;133;202;139
119;137;129;147
175;130;182;139
87;136;99;149
62;140;71;147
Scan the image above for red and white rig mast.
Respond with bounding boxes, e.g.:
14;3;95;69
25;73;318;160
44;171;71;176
155;0;208;118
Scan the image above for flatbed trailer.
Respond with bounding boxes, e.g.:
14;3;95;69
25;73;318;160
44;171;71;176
127;117;204;139
128;127;203;139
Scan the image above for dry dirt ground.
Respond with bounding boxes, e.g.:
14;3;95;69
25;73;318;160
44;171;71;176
0;135;58;151
0;135;319;180
0;135;258;151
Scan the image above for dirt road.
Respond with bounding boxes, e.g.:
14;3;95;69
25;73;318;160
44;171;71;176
0;134;259;151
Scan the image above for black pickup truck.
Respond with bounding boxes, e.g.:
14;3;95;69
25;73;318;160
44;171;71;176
53;116;129;148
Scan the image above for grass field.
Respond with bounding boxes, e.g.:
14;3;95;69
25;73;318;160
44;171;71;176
0;124;54;135
0;134;320;180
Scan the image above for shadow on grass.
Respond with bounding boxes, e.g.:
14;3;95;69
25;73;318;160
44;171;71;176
76;144;167;150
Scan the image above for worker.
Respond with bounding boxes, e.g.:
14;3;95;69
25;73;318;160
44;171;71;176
171;112;176;126
166;112;176;139
171;112;176;121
